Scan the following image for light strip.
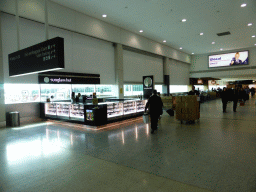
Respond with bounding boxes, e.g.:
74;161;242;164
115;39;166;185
12;122;53;130
10;68;63;77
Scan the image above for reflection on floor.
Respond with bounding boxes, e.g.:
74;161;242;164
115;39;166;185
1;97;256;191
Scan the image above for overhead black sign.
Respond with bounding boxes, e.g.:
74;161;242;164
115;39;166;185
143;75;154;99
9;37;64;77
38;71;100;84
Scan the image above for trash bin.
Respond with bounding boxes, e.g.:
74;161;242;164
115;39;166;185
9;111;20;127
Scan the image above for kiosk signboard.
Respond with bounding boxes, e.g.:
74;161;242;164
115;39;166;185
143;75;154;99
9;37;64;77
38;71;100;84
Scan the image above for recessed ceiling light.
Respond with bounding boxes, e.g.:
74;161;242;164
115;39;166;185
255;44;256;46
248;23;252;26
200;33;204;35
220;48;223;51
212;42;215;44
182;19;186;22
241;3;247;7
139;30;143;33
163;40;166;43
102;14;107;18
192;53;194;54
252;35;255;38
180;47;182;49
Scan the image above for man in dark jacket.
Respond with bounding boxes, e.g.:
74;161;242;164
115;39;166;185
221;88;229;113
233;87;240;112
145;90;163;134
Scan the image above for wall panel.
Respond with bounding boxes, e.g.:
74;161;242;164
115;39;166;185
123;50;163;84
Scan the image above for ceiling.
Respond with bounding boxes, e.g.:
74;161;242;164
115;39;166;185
51;0;256;55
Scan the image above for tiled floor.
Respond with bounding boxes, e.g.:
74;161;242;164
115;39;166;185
1;97;256;191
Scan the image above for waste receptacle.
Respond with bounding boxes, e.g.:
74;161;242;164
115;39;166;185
9;111;20;127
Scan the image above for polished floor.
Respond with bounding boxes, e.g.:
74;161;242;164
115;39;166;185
1;98;256;192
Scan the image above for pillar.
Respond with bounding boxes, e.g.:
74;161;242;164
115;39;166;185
163;57;170;95
114;43;124;99
0;13;6;127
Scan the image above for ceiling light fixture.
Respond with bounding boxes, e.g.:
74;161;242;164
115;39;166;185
255;44;256;46
192;53;194;54
102;14;107;18
241;3;247;7
212;42;215;44
182;19;186;22
139;30;143;33
220;48;223;51
200;33;204;35
163;40;166;43
180;47;182;49
252;35;255;38
248;23;252;26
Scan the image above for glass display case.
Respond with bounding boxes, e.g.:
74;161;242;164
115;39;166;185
136;100;147;112
106;99;146;119
123;100;136;115
107;102;124;118
57;103;70;117
70;104;84;119
42;99;146;125
45;103;57;116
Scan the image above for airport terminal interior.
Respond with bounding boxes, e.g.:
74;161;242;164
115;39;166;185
0;0;256;191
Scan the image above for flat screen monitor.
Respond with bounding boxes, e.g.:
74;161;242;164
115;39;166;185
209;51;248;68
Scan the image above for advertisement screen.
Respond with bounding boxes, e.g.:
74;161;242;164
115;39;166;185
86;110;94;121
209;51;248;68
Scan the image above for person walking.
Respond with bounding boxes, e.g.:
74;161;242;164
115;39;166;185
250;87;255;97
221;87;229;113
233;87;240;112
145;89;163;134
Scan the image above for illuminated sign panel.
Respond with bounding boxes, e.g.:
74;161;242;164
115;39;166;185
209;51;248;68
9;37;64;77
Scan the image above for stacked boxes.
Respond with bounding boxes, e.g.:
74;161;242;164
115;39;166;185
161;96;173;109
175;95;200;121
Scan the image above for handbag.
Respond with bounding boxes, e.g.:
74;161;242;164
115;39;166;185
143;113;150;123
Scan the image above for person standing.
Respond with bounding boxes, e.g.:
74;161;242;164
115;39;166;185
188;85;200;110
188;85;200;96
221;88;229;113
145;90;163;134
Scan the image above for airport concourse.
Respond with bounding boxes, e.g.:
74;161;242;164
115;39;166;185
1;97;256;192
1;0;256;192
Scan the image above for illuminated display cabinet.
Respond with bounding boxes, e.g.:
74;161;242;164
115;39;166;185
40;99;147;126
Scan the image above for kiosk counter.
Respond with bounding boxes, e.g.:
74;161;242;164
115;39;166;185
40;99;147;126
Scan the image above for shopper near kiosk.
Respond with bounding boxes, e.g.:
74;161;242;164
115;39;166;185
145;90;163;134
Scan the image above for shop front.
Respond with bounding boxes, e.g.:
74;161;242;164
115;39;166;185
38;71;146;126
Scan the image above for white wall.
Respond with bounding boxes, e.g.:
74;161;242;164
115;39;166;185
190;47;256;79
0;0;191;64
164;59;190;85
123;50;163;84
1;13;115;84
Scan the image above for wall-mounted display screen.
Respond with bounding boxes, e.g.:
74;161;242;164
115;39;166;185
209;51;248;68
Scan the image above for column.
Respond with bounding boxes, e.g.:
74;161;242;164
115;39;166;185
163;57;170;95
114;43;124;99
0;13;6;127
